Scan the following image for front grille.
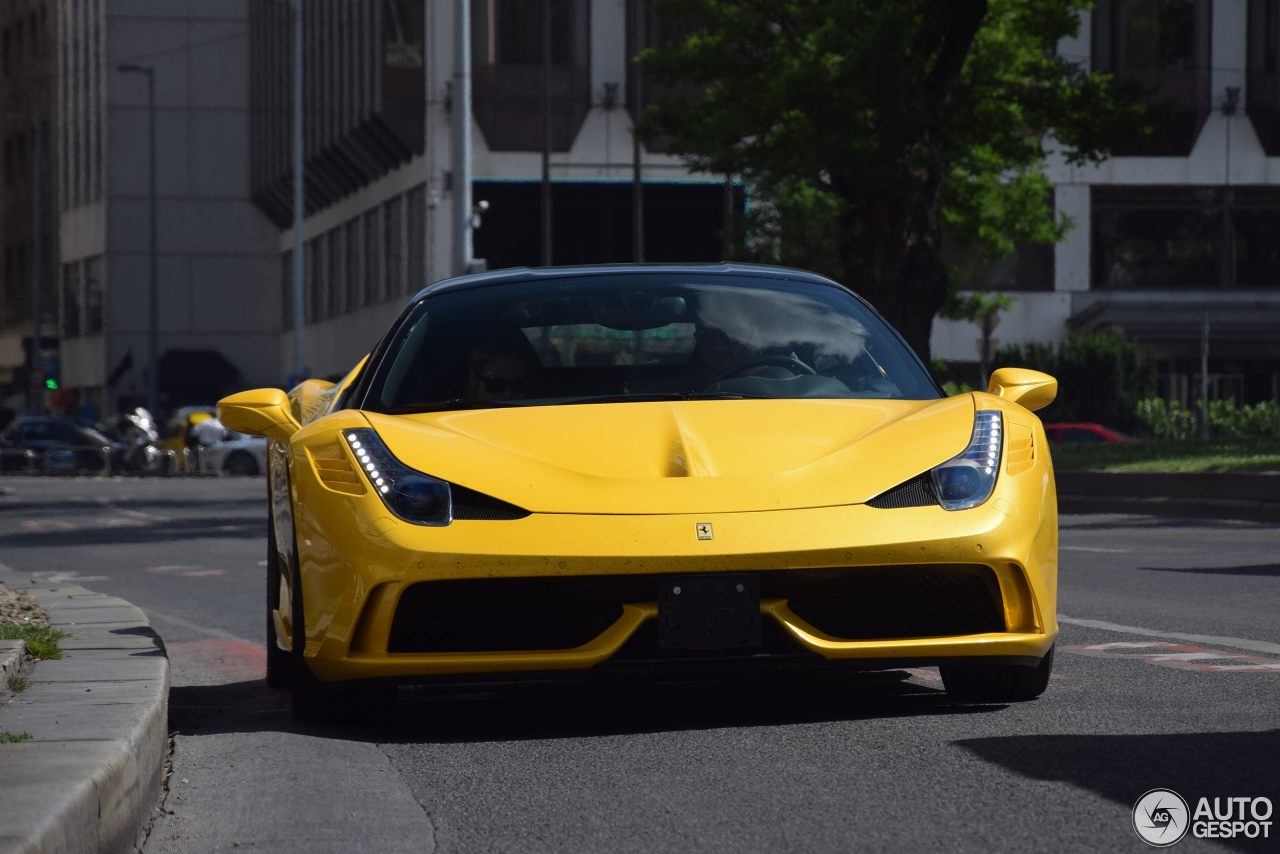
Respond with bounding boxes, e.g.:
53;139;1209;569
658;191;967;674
867;474;938;509
387;564;1006;653
388;576;638;652
776;565;1004;639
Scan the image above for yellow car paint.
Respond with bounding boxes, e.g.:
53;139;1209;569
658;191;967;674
217;374;1060;685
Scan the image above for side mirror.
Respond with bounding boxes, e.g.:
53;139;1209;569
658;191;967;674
217;388;300;442
988;368;1057;412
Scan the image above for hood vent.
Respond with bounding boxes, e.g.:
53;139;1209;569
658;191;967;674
867;474;938;509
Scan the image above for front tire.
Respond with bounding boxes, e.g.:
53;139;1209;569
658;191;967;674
289;544;329;721
940;645;1054;702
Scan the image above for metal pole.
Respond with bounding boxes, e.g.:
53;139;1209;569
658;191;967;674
451;0;473;276
146;69;158;417
292;0;306;378
540;0;552;266
30;117;43;415
1201;312;1210;441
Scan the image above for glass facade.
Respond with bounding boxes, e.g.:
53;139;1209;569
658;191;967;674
1093;187;1280;289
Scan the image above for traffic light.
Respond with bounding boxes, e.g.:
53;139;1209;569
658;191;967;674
45;378;58;390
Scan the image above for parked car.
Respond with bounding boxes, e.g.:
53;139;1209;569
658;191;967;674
1043;423;1132;444
219;263;1061;721
0;417;125;472
199;430;267;476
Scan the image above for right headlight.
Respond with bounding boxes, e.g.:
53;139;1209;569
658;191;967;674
931;410;1002;511
343;428;452;526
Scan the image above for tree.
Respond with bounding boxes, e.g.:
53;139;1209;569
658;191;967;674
637;0;1157;360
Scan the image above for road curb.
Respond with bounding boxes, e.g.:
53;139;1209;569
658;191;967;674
1057;470;1280;523
0;566;169;854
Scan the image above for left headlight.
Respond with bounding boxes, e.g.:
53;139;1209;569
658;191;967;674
343;428;452;526
931;410;1002;511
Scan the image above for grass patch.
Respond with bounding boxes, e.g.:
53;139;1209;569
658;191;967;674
7;676;28;693
0;731;32;743
0;623;69;660
1050;438;1280;472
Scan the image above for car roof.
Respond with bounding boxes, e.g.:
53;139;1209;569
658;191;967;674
409;263;843;302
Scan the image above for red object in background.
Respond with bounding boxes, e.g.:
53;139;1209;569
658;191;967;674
50;389;75;408
1042;422;1132;444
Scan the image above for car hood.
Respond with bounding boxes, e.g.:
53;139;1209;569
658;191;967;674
364;396;974;515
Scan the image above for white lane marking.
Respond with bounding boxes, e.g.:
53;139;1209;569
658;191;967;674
256;560;268;567
144;608;258;646
1058;615;1280;656
1061;546;1131;553
146;565;224;577
1063;641;1280;672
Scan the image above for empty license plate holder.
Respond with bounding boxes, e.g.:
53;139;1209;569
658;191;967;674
657;574;761;650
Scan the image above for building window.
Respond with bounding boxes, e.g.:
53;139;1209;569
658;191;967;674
84;255;103;335
327;227;343;319
345;219;361;313
1248;0;1280;154
1092;0;1211;156
384;195;404;297
1093;187;1280;288
407;184;425;292
363;209;381;305
307;235;323;323
281;249;293;331
63;262;82;338
471;0;591;152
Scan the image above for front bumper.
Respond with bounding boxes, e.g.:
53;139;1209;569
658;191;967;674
287;491;1058;684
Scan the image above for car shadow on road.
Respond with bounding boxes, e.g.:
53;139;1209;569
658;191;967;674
168;670;1009;745
958;731;1280;853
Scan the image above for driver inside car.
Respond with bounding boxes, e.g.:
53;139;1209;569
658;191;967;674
465;330;541;402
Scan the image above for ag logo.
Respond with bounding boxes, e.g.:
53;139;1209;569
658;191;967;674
695;523;713;540
1133;788;1190;847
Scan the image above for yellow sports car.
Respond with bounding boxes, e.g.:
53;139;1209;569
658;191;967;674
218;264;1059;720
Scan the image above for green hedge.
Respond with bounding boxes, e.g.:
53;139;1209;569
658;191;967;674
994;332;1156;433
1135;398;1280;440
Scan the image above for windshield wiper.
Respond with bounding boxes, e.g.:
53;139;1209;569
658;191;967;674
383;399;518;414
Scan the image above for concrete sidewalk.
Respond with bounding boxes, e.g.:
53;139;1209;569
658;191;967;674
0;566;169;854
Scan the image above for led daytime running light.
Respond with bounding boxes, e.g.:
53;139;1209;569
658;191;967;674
931;410;1003;511
343;428;452;526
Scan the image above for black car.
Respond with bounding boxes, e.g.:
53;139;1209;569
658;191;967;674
0;417;125;472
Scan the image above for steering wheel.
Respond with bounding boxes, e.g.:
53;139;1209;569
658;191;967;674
712;353;817;384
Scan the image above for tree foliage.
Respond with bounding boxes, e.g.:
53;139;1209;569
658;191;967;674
637;0;1156;359
996;331;1157;432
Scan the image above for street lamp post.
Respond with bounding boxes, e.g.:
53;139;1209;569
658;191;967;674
7;114;43;414
116;63;159;416
451;0;474;276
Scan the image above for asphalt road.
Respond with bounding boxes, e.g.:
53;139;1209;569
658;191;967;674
1;475;1277;853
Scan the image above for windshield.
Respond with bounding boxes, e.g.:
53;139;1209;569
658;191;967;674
363;273;937;412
